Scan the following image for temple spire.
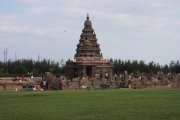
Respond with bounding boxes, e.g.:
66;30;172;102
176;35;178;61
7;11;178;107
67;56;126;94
75;15;101;58
87;13;89;20
84;13;92;27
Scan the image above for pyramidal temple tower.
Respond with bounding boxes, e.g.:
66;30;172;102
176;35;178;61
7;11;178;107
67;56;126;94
66;14;113;79
75;14;102;58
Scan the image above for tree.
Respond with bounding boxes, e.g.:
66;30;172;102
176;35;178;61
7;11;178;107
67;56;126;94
13;65;27;75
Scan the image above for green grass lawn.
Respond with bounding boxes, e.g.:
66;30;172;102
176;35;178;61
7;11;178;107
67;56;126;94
0;89;180;120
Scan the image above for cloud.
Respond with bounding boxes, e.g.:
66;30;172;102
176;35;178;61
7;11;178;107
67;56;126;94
0;0;179;64
0;19;54;37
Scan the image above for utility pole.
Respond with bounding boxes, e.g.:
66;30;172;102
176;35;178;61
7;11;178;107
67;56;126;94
3;50;5;63
3;48;8;74
38;54;40;61
5;48;8;63
3;49;7;63
15;53;17;61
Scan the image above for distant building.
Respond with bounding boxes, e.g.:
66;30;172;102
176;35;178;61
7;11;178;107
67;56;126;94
65;14;113;79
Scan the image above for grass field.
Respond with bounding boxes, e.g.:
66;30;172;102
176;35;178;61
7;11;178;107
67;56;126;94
0;89;180;120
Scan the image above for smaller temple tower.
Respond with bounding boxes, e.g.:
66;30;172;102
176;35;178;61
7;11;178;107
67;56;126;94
66;14;113;79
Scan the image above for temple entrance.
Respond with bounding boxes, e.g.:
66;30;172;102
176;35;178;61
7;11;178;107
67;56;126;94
74;68;78;78
86;66;93;77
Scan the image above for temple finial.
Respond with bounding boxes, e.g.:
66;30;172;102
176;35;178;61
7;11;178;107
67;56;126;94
87;13;89;20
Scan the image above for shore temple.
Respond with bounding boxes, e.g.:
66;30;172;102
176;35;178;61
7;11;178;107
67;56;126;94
66;14;113;79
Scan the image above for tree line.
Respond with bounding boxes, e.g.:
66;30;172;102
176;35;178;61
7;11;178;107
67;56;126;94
0;59;65;77
0;59;179;77
112;59;180;74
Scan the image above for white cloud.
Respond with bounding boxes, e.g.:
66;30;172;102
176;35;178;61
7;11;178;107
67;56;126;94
0;0;179;64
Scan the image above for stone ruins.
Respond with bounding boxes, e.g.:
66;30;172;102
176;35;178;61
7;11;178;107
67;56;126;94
0;15;179;91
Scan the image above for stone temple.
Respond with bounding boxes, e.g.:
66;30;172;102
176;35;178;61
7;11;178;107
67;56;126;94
65;14;113;79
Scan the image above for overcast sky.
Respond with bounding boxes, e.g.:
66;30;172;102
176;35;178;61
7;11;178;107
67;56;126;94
0;0;180;65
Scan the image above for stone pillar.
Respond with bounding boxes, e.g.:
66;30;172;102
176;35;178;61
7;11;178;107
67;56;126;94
124;71;128;86
83;66;86;77
109;68;113;80
77;66;84;78
92;66;95;78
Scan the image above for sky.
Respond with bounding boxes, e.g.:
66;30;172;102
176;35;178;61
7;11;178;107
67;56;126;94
0;0;180;65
